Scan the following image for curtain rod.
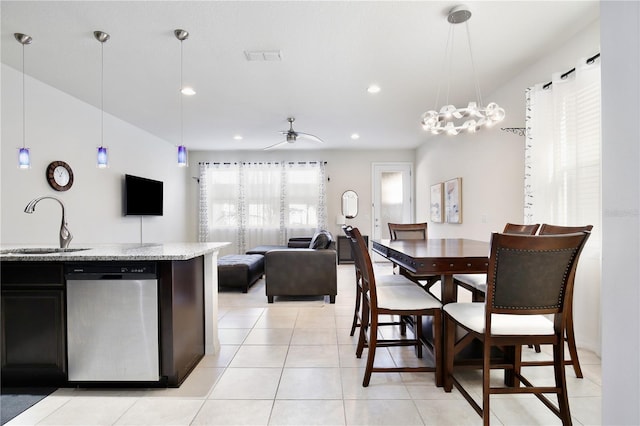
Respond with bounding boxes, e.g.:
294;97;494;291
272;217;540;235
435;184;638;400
199;161;327;166
542;52;600;90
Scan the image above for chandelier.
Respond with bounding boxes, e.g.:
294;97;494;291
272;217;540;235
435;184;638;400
421;5;505;135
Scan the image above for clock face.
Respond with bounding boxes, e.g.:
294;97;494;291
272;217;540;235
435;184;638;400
46;161;74;191
54;166;70;186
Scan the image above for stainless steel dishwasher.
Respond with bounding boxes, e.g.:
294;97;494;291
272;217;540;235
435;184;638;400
65;262;160;382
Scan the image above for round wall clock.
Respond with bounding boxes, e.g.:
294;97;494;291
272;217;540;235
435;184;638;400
46;161;74;191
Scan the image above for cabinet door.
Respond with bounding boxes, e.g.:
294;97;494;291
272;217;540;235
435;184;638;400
1;289;67;385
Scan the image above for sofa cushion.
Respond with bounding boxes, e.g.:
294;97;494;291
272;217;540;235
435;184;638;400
309;230;333;249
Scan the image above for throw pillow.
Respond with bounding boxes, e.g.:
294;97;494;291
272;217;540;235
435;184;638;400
309;230;332;249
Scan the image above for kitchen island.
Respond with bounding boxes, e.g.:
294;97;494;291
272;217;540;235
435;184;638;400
0;242;228;387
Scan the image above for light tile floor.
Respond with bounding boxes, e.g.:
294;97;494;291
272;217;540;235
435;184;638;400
7;264;602;425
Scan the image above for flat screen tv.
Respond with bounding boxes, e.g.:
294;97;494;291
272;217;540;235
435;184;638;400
124;174;163;216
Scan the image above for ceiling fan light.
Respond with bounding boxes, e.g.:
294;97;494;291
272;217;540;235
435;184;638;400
181;87;196;96
367;84;381;94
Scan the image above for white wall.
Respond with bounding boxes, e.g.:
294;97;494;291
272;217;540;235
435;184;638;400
187;149;416;242
600;1;640;424
1;64;191;245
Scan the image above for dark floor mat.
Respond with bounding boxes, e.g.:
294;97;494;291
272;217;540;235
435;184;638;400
1;387;56;425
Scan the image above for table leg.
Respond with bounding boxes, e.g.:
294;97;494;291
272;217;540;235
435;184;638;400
440;274;456;304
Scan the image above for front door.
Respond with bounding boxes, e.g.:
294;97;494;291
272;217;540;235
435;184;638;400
371;162;413;250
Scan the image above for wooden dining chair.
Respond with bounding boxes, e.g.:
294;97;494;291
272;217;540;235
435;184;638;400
453;223;540;302
387;222;441;293
519;224;594;379
344;226;416;338
346;226;443;387
443;231;590;426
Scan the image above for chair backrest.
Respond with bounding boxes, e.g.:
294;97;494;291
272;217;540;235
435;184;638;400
343;225;363;282
538;224;594;235
388;222;428;240
503;223;540;235
484;232;590;324
344;226;379;308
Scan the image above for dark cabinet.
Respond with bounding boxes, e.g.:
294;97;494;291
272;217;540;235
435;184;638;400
337;235;368;264
1;257;205;388
1;263;66;386
158;257;205;387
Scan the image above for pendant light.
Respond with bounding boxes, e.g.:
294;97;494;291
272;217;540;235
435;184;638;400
175;29;193;167
421;5;505;135
94;30;110;168
15;33;32;169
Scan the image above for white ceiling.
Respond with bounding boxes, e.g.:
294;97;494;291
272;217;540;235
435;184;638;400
1;1;599;151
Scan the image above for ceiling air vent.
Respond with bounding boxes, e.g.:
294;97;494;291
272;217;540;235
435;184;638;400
244;50;282;61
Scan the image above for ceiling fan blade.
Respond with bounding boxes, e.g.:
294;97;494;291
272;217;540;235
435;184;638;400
263;140;289;151
297;132;324;143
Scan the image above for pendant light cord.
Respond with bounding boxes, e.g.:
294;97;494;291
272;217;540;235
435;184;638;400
465;21;483;107
180;39;184;147
22;42;26;149
100;39;104;148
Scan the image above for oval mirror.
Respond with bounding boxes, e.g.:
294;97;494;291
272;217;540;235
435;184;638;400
341;190;358;219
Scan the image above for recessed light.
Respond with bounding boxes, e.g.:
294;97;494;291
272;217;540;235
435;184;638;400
181;87;196;96
367;84;381;94
350;133;360;140
233;135;243;140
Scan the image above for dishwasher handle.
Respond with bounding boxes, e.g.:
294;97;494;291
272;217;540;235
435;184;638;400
65;273;157;280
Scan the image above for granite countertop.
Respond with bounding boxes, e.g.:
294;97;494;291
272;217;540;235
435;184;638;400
0;242;230;262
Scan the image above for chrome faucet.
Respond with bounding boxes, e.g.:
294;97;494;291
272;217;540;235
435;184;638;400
24;196;73;248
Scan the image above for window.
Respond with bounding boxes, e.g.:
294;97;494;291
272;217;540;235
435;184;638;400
198;161;326;254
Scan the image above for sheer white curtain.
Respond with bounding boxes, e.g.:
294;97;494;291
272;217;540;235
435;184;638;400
525;56;602;353
199;161;326;255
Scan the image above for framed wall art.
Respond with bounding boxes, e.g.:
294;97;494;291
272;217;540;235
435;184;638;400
430;183;443;223
444;177;462;223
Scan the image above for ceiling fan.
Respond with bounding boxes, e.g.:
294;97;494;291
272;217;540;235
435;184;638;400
263;117;324;150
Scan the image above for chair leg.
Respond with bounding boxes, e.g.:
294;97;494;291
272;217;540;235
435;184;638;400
503;345;522;388
356;300;369;358
553;338;573;425
350;285;361;336
443;314;456;392
565;305;583;378
432;311;443;387
363;315;378;387
414;315;423;359
482;339;491;426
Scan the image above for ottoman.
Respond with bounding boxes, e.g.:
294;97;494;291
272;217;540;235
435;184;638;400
218;254;265;293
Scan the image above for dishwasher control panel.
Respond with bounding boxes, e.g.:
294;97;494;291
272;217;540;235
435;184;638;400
65;262;157;279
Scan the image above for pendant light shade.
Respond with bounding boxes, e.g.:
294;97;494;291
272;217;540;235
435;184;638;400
175;29;191;167
18;147;31;169
177;145;187;167
95;30;110;167
97;146;108;168
15;33;32;169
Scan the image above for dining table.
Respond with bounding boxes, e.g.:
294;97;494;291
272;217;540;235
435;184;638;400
371;238;490;304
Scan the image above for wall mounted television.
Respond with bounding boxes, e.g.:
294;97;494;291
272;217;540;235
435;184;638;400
124;174;164;216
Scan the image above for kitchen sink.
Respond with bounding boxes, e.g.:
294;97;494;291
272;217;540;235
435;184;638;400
0;247;90;255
